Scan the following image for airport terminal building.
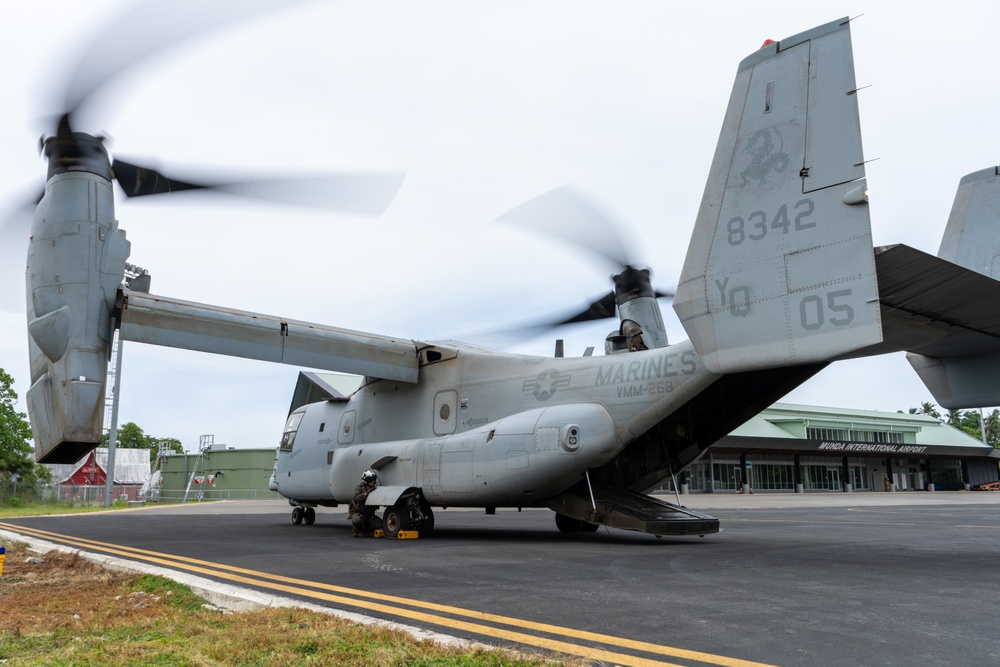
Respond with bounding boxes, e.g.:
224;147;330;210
679;403;1000;493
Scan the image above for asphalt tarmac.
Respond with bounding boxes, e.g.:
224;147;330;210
3;492;999;667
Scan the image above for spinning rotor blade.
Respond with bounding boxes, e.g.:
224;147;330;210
57;0;315;124
0;197;39;313
13;0;401;257
558;291;617;325
554;286;675;327
493;186;674;331
495;185;633;269
113;159;406;215
476;285;676;347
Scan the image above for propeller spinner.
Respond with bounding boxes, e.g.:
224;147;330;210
1;2;405;314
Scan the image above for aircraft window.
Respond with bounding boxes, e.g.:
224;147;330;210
439;404;451;421
280;412;304;452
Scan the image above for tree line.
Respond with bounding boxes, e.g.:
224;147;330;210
905;401;1000;447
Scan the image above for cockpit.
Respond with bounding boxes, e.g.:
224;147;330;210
279;411;304;452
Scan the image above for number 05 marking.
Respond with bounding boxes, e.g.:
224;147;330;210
799;289;855;330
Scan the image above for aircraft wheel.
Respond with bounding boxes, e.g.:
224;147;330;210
383;502;411;539
304;507;316;525
580;521;600;533
555;513;582;533
416;502;435;537
291;506;304;525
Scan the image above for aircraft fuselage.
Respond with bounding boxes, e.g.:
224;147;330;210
272;340;718;507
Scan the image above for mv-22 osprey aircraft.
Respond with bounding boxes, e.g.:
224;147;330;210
24;16;1000;539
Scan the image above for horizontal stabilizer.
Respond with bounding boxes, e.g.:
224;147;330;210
869;243;1000;408
874;245;1000;359
906;352;1000;409
674;18;882;374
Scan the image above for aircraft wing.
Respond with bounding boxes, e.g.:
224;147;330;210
869;244;1000;358
118;290;420;383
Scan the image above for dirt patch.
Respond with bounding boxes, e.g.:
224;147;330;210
0;543;170;637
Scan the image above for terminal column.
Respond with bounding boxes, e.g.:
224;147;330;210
739;452;750;494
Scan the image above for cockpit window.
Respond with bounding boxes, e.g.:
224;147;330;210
280;412;304;452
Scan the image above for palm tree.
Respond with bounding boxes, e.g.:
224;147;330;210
983;409;1000;448
908;401;941;419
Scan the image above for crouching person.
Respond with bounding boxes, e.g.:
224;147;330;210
349;469;383;537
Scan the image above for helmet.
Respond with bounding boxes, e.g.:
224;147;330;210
361;469;377;484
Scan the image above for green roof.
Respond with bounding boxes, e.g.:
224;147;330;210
732;402;989;449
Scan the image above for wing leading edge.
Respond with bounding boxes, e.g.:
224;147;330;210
118;291;421;383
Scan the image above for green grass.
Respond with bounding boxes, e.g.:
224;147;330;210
0;542;563;667
1;606;557;666
0;498;135;518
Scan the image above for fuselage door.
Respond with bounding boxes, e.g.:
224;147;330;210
338;410;356;445
433;390;458;436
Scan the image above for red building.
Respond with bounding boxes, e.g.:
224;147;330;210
47;448;152;502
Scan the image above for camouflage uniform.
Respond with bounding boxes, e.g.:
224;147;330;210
350;482;383;537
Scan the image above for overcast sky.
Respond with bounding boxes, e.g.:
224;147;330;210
2;1;998;453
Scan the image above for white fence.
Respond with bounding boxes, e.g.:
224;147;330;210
1;481;278;506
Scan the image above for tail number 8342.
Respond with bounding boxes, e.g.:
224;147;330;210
727;199;815;246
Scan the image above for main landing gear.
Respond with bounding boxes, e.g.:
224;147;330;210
382;493;435;538
291;505;316;525
554;512;599;533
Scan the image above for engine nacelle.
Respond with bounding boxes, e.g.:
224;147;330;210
26;135;129;463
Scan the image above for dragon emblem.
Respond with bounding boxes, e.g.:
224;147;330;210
739;127;789;186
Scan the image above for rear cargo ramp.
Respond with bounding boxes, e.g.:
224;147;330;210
547;483;720;537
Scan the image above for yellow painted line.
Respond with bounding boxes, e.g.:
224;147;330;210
1;522;776;667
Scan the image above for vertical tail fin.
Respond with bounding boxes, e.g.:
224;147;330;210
937;166;1000;277
906;166;1000;409
673;18;882;374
